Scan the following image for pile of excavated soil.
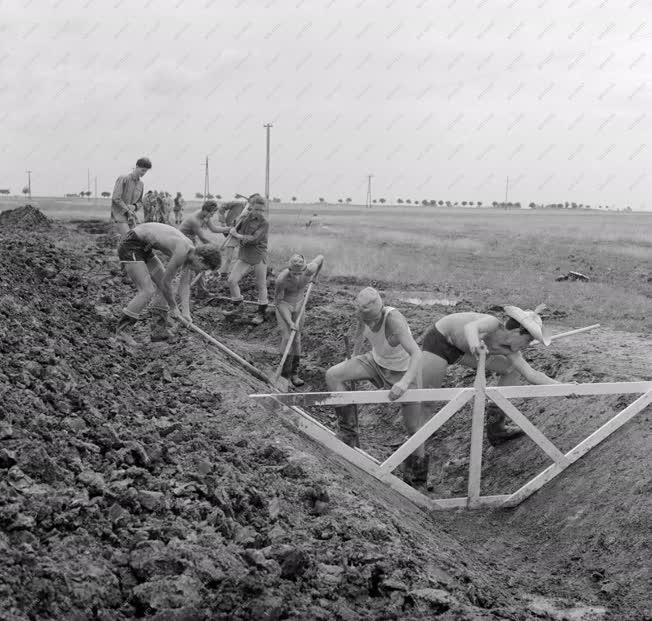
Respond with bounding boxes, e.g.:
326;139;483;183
0;224;542;619
0;204;51;228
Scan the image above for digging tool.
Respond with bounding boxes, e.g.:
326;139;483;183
545;323;600;344
205;296;275;308
272;265;322;387
220;194;254;250
343;334;359;418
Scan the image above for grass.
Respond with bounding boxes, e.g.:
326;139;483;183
3;197;650;332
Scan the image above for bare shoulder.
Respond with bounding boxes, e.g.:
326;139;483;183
386;308;411;334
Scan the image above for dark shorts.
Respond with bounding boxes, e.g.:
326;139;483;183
117;230;155;263
422;326;465;365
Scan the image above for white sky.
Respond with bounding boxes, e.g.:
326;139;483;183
1;0;651;208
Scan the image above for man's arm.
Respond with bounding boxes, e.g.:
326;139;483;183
509;352;560;385
178;267;193;321
463;316;501;356
206;219;230;235
306;254;325;275
237;220;269;245
111;176;132;217
387;312;421;399
157;247;191;312
274;272;294;327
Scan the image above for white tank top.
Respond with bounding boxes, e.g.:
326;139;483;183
363;307;410;372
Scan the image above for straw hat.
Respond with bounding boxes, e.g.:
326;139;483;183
503;304;551;346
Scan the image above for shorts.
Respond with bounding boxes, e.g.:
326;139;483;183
422;326;464;365
117;230;154;263
353;351;419;390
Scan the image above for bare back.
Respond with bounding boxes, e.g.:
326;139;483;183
435;312;499;353
132;223;194;257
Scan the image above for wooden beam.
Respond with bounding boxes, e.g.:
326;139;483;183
256;396;442;510
486;390;570;467
467;351;487;508
502;390;652;507
487;381;652;399
249;387;473;407
378;390;474;474
431;495;511;510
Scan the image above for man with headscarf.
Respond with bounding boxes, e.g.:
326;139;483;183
325;287;425;487
274;253;324;386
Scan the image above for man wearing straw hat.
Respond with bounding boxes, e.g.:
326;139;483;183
275;253;324;386
421;304;562;446
325;287;426;488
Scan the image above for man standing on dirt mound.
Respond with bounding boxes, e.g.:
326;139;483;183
275;253;325;386
114;222;222;344
421;305;562;446
222;195;270;325
325;287;427;488
111;157;151;236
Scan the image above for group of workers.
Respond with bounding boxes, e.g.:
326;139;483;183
110;157;564;490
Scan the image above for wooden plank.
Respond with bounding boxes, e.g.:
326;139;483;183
379;390;474;474
467;350;487;507
503;390;652;507
250;387;473;407
257;396;441;510
431;495;511;510
487;381;652;399
486;390;570;467
531;323;600;345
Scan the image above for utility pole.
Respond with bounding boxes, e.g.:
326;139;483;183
94;176;97;203
366;174;373;208
87;168;91;199
504;176;509;208
203;156;209;200
26;170;32;199
264;123;273;215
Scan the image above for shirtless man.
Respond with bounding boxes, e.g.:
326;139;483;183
325;287;427;488
421;305;561;446
179;200;230;244
275;253;324;386
115;222;222;344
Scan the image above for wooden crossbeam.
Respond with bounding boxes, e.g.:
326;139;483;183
431;495;511;510
250;387;473;407
379;391;473;474
486;381;652;399
487;390;570;467
502;390;652;507
467;351;487;507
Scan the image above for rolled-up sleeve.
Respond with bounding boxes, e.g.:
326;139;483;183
111;176;129;215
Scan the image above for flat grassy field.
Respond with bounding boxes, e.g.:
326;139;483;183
3;197;650;332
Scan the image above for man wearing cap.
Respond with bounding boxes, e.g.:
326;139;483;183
223;195;270;325
275;253;325;386
325;287;426;488
111;157;152;235
421;304;561;446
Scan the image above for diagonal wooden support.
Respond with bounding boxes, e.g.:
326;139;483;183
250;387;472;407
379;390;474;474
502;390;652;507
467;350;487;508
486;389;570;467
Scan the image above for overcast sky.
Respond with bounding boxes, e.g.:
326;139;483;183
1;0;651;208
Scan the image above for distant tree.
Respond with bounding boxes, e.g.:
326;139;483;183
22;187;30;196
216;194;222;199
206;193;214;199
461;201;467;206
0;189;10;195
195;192;203;199
406;199;411;204
292;196;297;202
492;201;498;207
477;201;482;206
564;201;569;209
438;200;444;206
319;197;325;203
346;197;352;203
585;204;590;210
421;199;428;206
372;199;377;203
624;205;632;212
379;198;385;204
397;198;403;203
429;200;437;206
528;202;536;208
273;197;281;202
515;202;521;208
338;198;343;203
445;201;451;207
571;202;577;209
101;191;110;198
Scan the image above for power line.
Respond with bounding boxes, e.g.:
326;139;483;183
25;170;32;199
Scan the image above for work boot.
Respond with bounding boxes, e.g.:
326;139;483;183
222;299;243;317
335;405;360;448
115;314;138;346
402;454;430;490
290;355;304;387
486;404;524;446
150;307;171;342
250;304;268;325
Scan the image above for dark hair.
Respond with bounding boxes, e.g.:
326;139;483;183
505;317;530;335
194;244;222;270
136;157;152;169
201;200;218;212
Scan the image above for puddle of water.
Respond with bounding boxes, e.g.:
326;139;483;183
400;297;459;307
526;595;607;620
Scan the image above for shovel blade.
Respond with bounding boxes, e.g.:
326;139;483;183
274;376;291;392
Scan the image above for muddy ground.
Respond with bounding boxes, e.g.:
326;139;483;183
0;208;649;620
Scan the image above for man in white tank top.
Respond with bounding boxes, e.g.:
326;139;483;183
325;287;428;489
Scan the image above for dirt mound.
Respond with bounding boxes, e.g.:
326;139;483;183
0;204;51;228
0;226;529;619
